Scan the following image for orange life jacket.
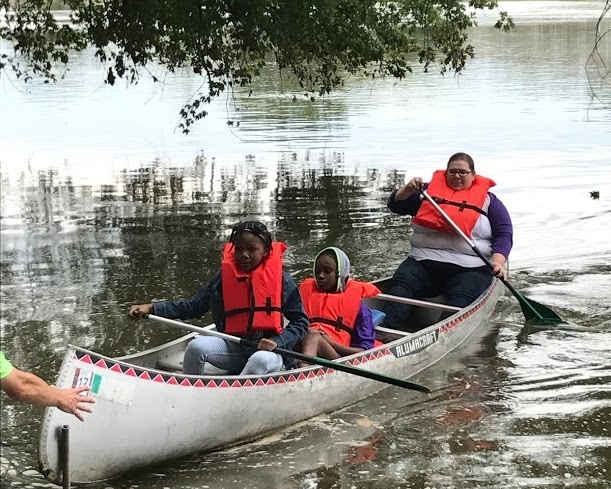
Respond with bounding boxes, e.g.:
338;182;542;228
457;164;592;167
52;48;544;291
221;241;286;336
299;278;380;346
412;170;496;237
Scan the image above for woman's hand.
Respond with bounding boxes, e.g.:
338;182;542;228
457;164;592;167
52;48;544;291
394;177;424;201
407;177;424;191
491;253;507;280
128;304;153;319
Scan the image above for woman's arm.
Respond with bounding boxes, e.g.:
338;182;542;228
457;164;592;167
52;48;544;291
488;194;514;278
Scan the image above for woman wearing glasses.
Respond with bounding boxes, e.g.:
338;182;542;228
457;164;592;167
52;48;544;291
382;152;513;331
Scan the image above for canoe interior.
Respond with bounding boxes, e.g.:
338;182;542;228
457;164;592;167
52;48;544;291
117;277;447;373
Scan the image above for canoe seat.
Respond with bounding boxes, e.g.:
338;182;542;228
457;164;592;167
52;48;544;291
156;358;183;373
371;309;386;326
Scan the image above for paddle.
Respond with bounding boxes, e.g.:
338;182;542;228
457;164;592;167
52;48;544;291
140;313;431;394
420;189;563;323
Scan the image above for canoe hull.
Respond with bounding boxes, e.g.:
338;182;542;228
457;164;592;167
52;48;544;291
39;279;502;483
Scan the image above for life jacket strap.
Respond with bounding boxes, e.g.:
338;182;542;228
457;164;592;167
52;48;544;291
224;305;282;318
431;196;487;216
310;316;352;334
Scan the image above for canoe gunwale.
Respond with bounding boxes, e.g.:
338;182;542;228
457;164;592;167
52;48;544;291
60;278;499;384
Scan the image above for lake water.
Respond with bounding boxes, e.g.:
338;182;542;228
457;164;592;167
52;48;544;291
1;2;610;488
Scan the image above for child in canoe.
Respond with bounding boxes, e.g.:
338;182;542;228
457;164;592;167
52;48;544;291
298;247;380;367
129;221;309;375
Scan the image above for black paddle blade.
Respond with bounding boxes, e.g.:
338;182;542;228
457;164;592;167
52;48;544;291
271;346;431;393
313;356;432;393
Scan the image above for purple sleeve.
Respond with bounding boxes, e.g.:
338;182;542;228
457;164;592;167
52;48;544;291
350;302;376;350
488;193;513;259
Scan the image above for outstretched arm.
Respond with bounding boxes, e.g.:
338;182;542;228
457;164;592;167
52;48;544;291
1;368;94;421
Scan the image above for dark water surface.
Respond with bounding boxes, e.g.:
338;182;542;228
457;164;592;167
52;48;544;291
1;2;610;488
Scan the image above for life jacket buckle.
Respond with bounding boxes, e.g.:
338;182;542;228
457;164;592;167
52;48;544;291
335;316;343;332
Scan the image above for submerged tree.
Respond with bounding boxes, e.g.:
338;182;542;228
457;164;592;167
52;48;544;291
0;0;513;132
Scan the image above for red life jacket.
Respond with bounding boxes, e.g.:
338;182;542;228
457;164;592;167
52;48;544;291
221;241;286;336
299;278;380;346
412;170;496;237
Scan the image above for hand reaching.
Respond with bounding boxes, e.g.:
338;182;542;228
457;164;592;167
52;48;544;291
54;386;95;422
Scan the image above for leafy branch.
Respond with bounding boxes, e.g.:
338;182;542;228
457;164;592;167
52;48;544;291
1;0;514;132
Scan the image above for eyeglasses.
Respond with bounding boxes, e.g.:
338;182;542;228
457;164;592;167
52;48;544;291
447;169;473;176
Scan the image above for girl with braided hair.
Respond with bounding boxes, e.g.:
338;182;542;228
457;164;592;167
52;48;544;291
129;221;309;375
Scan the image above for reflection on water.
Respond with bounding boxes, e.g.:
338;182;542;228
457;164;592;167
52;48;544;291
1;3;610;489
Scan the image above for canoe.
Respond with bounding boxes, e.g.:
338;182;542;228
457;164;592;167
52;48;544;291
38;277;503;483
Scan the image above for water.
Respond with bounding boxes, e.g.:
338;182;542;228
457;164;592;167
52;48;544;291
1;2;610;488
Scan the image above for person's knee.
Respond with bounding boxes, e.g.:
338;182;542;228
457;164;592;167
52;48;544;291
183;337;225;375
243;351;282;375
447;272;492;307
185;337;216;359
302;330;320;346
392;258;418;283
391;258;429;294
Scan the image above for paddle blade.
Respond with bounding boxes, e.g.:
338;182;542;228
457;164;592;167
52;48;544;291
516;292;563;323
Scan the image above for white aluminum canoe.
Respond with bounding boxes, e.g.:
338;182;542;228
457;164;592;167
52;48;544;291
39;278;503;483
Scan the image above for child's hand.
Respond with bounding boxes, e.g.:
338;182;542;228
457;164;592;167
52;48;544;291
257;338;278;351
129;304;153;319
318;330;339;347
308;327;326;336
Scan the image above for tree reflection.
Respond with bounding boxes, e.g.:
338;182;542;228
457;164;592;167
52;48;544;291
0;153;410;368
